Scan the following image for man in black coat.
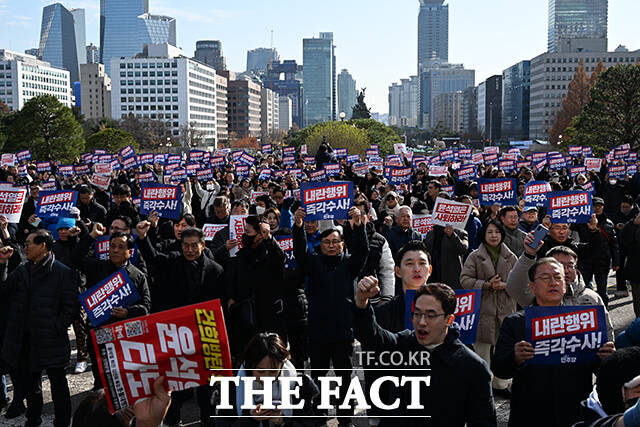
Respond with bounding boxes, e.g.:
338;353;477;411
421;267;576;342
492;257;616;427
0;230;79;427
135;222;224;426
292;206;368;426
77;185;107;225
353;278;496;426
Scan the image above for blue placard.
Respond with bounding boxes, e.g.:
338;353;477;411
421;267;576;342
36;190;78;218
439;149;454;161
235;165;250;179
404;289;481;345
388;166;412;187
210;156;226;168
484;153;498;166
197;168;213;182
16;150;32;162
548;156;567;170
189;150;205;163
499;160;516;173
608;165;627;179
323;163;341;177
58;165;75;178
525;305;607;365
478;178;517;206
138;153;154;165
282;156;296;167
546;191;593;224
570;166;586;178
167;154;181;165
186;163;200;177
140;184;182;220
300;181;353;221
36;161;51;173
283;146;296;157
286;168;304;179
170;169;187;183
119;145;135;158
457;165;477;180
123;156;138;170
258;168;272;181
303;155;316;166
79;268;141;327
334;148;347;159
138;171;155;183
154;154;166;165
346;154;360;163
261;144;273;154
458;149;472;160
238;152;256;166
275;235;298;269
309;169;327;182
524;180;552;208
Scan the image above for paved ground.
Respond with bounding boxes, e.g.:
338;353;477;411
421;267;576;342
0;276;636;427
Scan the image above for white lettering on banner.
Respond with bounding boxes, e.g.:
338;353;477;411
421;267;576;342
91;283;134;319
229;215;247;257
525;183;551;195
412;214;433;238
142;200;178;212
85;273;126;309
303;184;348;204
480;180;513;194
305;199;350;219
202;224;226;241
277;237;294;252
455;294;475;316
40;191;74;205
142;187;177;200
549;193;589;209
533;309;598;339
533;333;602;360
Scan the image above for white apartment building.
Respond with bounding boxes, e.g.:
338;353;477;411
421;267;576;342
111;44;219;147
261;87;280;137
80;63;111;119
278;96;292;131
0;49;73;110
215;73;228;143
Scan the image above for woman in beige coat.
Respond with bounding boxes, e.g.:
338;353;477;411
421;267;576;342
460;218;517;396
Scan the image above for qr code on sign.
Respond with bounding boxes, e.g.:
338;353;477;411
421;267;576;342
94;328;113;345
125;320;143;338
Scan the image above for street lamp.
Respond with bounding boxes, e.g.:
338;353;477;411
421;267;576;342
339;111;346;122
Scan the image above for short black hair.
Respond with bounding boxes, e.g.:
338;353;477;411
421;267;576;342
527;257;564;282
78;185;94;195
396;240;431;266
177;213;196;227
31;229;54;250
242;333;290;370
213;196;230;209
498;205;519;219
231;199;249;211
245;214;267;232
180;227;204;243
428;180;442;190
412;283;456;317
318;227;342;240
545;245;578;261
111;215;132;230
71;390;121;427
596;347;640;414
110;231;135;249
113;184;131;196
479;219;505;246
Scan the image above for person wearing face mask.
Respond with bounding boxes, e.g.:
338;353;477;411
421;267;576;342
135;222;224;426
208;199;250;265
602;176;629;220
225;215;286;359
353;280;496;426
233;178;253;202
254;194;275;217
461;219;517;399
192;178;221;225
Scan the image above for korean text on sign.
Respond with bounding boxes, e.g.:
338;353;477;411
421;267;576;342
80;269;141;327
478;178;517;206
139;184;182;220
525;305;607;365
300;181;353;221
91;300;232;413
454;290;482;345
0;189;27;222
431;197;472;230
546;191;592;224
36;190;78;218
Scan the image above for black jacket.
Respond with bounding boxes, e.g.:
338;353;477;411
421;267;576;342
381;224;422;261
619;221;640;279
577;213;619;272
353;304;496;427
538;232;602;265
78;199;107;225
492;310;598;427
292;223;368;343
0;254;79;371
71;234;151;324
136;235;224;312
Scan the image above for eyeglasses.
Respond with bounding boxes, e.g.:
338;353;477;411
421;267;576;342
412;311;446;321
321;239;342;246
534;274;565;285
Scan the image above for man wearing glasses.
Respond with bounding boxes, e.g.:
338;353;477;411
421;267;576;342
493;257;616;427
353;278;496;426
292;206;368;427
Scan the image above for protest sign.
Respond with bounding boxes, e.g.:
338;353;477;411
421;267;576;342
235;165;250;179
499;160;516;173
1;153;15;166
197;168;213;182
186;163;200;177
549;156;567;171
119;145;135;158
411;214;433;238
429;165;448;177
210;156;225;168
457;165;477;180
154;154;166;165
202;224;227;241
300;144;307;155
275;235;298;269
484;146;499;155
303;155;316;166
570;166;586;178
91;174;111;191
258;168;272;181
346;154;360;163
568;146;583;157
283;146;296;157
16;150;32;162
228;215;247;257
286;168;303;179
323;163;341;177
170;169;187;184
238;152;255;166
189;150;205;163
80;269;141;327
123;156;138;171
365;148;379;159
0;188;27;222
431;197;472;230
388;167;412;187
524;181;552;208
58;165;75;177
484;153;498;166
525;305;607;365
140;184;182;220
478;178;517;206
36;190;77;218
42;180;57;191
138;154;154;165
300;181;353;221
472;153;484;164
94;163;112;175
546;191;593;224
458;148;472;160
37;161;52;173
309;169;327;182
91;300;232;413
138;171;155;183
334;148;347;159
166;154;181;165
501;153;518;161
608;165;627;179
250;191;269;204
261;144;273;154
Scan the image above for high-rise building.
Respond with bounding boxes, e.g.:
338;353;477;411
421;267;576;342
215;74;228;143
110;44;219;147
264;60;303;128
100;0;176;76
246;48;279;76
227;76;262;139
80;63;111;119
548;0;608;53
261;87;279;137
432;91;463;133
86;43;99;64
462;86;478;135
337;69;356;119
529;49;640;139
278;96;293;131
0;49;73;110
303;33;336;126
388;82;402;126
501;60;530;140
39;3;79;84
194;40;226;72
24;48;40;58
419;62;474;127
70;8;86;67
477;75;502;141
417;0;449;71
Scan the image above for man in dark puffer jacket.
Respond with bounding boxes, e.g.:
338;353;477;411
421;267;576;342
0;230;79;427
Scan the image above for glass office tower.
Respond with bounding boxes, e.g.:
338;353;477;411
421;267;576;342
548;0;607;52
302;34;335;126
39;3;79;83
418;0;449;71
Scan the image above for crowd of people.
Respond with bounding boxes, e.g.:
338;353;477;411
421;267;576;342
0;141;639;427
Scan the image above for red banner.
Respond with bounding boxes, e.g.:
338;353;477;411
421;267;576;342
91;300;232;413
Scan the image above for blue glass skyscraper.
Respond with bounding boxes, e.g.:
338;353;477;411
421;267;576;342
548;0;608;52
39;3;79;83
303;33;335;127
100;0;176;76
418;0;448;71
501;61;530;140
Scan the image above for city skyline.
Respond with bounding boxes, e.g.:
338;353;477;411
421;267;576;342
1;0;639;114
